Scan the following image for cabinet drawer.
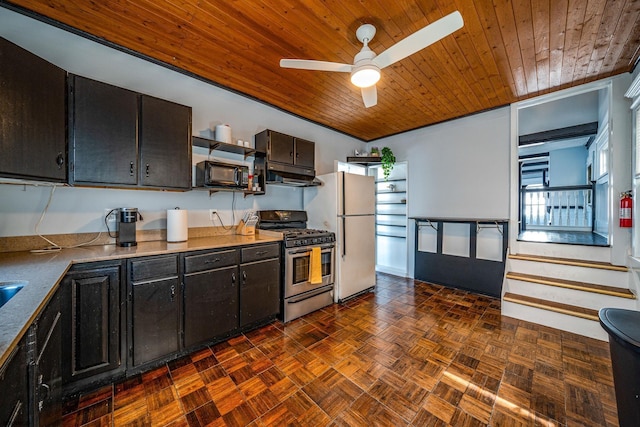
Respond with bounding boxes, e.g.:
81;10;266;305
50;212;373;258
130;255;178;282
184;249;238;274
241;244;280;263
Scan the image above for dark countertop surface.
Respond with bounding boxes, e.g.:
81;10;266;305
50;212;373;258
0;232;282;367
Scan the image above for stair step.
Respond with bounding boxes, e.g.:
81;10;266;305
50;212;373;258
509;253;628;272
505;272;635;299
503;292;599;321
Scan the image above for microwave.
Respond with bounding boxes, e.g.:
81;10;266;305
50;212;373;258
196;161;249;188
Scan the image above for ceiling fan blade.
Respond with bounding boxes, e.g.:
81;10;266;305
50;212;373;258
361;85;377;108
373;11;463;69
280;59;352;72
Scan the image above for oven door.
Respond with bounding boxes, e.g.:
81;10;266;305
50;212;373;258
284;243;334;298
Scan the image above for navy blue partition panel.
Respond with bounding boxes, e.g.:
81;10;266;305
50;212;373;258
411;218;509;298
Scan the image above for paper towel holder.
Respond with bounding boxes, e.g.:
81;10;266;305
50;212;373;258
167;207;188;243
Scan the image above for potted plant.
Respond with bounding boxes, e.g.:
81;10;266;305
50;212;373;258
381;147;396;181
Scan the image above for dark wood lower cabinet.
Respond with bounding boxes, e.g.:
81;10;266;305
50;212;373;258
61;264;123;391
31;289;62;427
183;266;238;348
0;337;28;426
240;259;280;328
131;277;180;367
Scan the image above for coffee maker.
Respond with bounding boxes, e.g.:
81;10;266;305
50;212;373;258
116;208;140;247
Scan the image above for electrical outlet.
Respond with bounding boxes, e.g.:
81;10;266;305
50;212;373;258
104;208;117;223
209;209;217;221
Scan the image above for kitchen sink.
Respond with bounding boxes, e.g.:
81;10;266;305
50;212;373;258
0;281;27;309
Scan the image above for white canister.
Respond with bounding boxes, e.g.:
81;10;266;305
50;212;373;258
214;124;232;144
167;208;188;242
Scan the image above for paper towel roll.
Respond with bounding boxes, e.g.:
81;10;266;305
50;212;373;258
214;124;231;144
167;208;188;242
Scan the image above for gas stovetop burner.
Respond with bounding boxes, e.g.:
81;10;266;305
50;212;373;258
256;210;335;247
281;228;335;248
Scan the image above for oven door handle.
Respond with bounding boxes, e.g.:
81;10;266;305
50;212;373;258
286;244;335;255
287;286;333;304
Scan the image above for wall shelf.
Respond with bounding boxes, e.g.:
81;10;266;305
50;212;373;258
376;233;407;238
375;178;405;184
193;186;264;197
346;156;381;165
192;136;258;159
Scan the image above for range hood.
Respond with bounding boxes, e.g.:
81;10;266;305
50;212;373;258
264;162;321;187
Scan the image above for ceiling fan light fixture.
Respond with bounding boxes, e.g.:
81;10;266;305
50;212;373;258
350;64;380;88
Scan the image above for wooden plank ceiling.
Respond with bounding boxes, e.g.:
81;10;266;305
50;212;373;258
5;0;640;141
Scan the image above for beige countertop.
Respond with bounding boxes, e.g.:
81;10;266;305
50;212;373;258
0;232;282;367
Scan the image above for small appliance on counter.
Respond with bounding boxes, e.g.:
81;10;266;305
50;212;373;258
117;207;141;247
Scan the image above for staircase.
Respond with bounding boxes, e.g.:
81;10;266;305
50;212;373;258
502;249;637;341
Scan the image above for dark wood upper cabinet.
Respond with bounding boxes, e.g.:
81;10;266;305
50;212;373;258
69;76;138;185
0;37;66;182
293;137;314;169
139;95;192;189
68;75;191;190
265;131;294;165
255;129;315;170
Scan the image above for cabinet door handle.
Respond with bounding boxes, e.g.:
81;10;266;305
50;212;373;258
232;273;236;283
145;164;150;177
289;151;293;158
56;152;64;169
7;400;22;426
38;379;50;411
130;161;135;176
170;284;176;300
242;271;247;283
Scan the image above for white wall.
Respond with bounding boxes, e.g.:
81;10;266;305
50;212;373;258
0;8;361;237
549;146;587;186
518;91;599;134
373;107;511;277
609;74;633;265
379;107;511;219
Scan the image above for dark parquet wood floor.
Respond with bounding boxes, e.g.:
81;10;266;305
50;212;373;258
62;273;619;426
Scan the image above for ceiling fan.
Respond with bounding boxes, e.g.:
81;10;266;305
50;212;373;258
280;11;464;108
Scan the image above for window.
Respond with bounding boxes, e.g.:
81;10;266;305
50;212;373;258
595;128;609;179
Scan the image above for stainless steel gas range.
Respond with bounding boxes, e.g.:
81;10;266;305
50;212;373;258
257;210;335;322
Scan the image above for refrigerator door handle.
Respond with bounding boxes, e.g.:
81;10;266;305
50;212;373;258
340;171;346;216
341;171;346;257
342;216;346;257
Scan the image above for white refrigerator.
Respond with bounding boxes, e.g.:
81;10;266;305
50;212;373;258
304;172;376;302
